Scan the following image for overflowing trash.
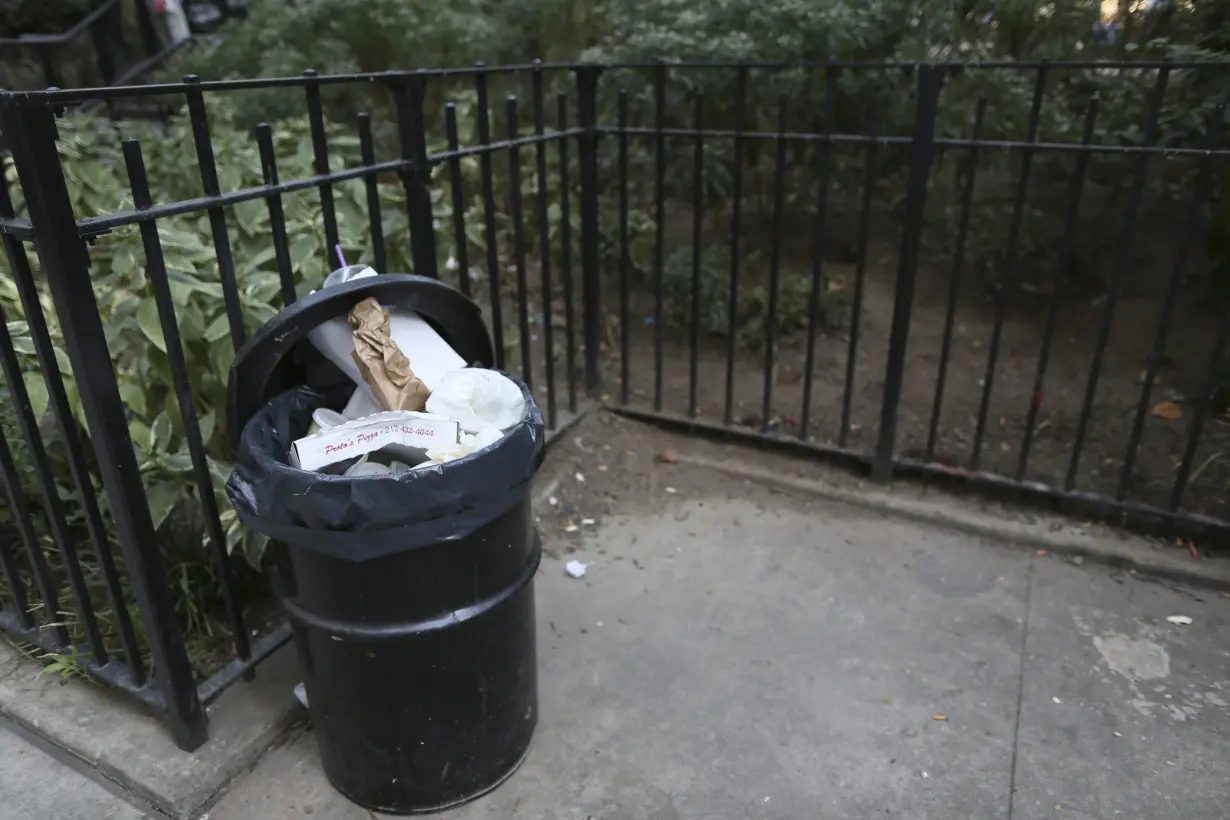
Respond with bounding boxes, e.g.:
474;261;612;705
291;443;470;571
226;265;546;556
281;265;527;476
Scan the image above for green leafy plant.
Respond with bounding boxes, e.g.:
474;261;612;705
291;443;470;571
0;104;420;672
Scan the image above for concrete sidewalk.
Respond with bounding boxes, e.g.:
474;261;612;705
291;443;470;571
205;423;1230;820
8;413;1230;819
0;721;149;820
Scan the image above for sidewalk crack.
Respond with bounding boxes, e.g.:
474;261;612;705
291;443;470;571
1007;554;1035;820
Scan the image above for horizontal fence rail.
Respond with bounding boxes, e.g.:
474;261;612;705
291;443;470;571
1;58;1229;748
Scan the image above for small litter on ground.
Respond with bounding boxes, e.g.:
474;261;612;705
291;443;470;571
1166;615;1193;626
565;560;587;578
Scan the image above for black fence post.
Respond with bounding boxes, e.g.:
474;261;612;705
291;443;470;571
395;74;439;280
575;65;603;397
872;65;943;484
133;0;160;59
0;97;208;751
38;47;62;90
90;10;117;85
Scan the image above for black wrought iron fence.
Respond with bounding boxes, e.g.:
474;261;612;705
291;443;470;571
0;59;1227;750
0;0;169;93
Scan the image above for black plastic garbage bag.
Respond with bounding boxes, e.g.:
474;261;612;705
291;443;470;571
226;377;545;562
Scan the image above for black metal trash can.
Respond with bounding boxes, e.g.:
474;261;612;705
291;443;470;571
223;274;543;814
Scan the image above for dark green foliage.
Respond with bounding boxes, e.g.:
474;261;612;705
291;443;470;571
0;0;92;37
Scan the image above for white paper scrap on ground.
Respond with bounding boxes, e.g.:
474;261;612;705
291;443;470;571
425;369;525;433
1166;615;1193;626
293;682;308;708
565;560;587;578
291;411;458;471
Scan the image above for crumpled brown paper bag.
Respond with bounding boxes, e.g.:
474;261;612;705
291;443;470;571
348;297;430;412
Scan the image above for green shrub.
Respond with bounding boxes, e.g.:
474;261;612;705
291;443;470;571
0;88;616;672
0;103;420;668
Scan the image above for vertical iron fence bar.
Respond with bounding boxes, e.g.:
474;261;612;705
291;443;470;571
652;64;667;412
0;426;34;630
840;105;880;451
557;93;578;413
970;65;1048;471
1118;104;1224;500
0;98;206;750
1169;315;1230;513
617;90;630;405
1067;66;1170;491
506;96;534;388
255;123;297;305
532;65;558;426
872;66;943;483
723;66;748;427
358;112;387;274
0;324;66;645
476;67;506;369
575;66;603;396
90;12;116;85
395;75;439;280
760;97;788;435
443;105;469;297
688;92;705;419
123;139;252;672
134;0;159;57
925;98;986;461
303;70;340;261
1016;95;1100;481
184;75;245;350
0;179;144;681
39;48;61;90
0;314;107;661
801;65;837;440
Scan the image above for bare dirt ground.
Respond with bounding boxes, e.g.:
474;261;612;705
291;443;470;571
602;238;1230;522
457;171;1230;527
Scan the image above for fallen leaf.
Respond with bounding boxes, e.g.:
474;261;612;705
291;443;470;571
1151;401;1183;421
657;449;679;464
